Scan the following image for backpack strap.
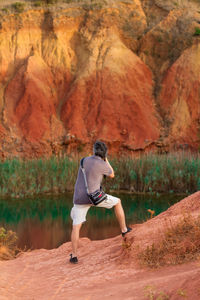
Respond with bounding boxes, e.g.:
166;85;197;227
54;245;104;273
80;157;90;194
80;157;85;169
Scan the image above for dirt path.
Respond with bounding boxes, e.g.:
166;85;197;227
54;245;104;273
0;192;200;300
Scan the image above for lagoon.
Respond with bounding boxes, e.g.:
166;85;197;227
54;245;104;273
0;193;185;250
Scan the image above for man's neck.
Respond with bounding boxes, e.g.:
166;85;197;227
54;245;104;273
94;155;103;160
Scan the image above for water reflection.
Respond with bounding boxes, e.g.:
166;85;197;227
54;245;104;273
0;193;184;250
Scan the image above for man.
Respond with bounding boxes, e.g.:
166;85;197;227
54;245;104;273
69;140;132;264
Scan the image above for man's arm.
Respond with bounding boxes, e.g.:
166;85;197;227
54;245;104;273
105;157;115;178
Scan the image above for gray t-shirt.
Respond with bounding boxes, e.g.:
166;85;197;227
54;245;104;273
73;155;112;204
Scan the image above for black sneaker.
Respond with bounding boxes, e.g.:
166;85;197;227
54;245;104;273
122;227;132;238
69;254;78;264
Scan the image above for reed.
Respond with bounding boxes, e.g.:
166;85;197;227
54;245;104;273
0;152;199;198
105;152;200;194
0;156;79;198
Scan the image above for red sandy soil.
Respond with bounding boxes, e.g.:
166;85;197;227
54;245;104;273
0;192;200;300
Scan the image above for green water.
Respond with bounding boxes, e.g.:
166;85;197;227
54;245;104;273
0;193;185;250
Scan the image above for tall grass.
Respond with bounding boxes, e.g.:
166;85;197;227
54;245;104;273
0;156;79;198
105;152;200;194
0;153;199;198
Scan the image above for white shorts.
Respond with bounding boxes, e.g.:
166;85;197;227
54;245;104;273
70;194;120;225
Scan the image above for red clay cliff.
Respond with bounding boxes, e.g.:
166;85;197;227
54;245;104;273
0;0;199;158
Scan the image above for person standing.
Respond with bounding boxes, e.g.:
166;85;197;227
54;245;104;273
69;140;132;264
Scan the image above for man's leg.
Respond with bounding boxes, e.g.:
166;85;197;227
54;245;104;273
70;204;91;261
71;223;82;258
114;199;127;233
97;196;129;234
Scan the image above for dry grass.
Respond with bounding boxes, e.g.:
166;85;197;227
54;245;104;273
144;285;170;300
138;214;200;268
0;227;19;260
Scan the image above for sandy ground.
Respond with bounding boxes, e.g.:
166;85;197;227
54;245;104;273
0;192;200;300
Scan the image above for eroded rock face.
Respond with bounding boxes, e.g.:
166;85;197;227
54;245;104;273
0;1;199;158
159;42;200;149
61;28;160;153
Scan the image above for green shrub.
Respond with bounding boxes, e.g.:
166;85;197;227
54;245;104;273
46;0;58;4
12;2;25;13
194;27;200;36
34;1;42;6
1;7;9;13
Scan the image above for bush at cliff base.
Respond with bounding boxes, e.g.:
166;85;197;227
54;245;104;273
0;227;19;260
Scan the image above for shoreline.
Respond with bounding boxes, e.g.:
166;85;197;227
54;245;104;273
0;190;189;200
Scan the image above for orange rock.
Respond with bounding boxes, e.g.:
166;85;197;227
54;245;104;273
61;30;160;152
5;54;65;142
159;43;200;150
0;4;198;157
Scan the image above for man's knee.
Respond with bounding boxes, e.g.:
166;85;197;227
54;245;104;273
72;223;82;234
73;223;82;229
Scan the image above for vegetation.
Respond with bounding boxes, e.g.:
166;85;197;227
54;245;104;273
194;27;200;36
82;2;104;11
144;286;188;300
12;2;26;13
0;0;108;13
29;0;106;7
1;7;9;13
139;214;200;268
0;156;79;198
144;285;169;300
33;1;42;6
0;227;18;260
0;152;199;198
104;152;200;194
